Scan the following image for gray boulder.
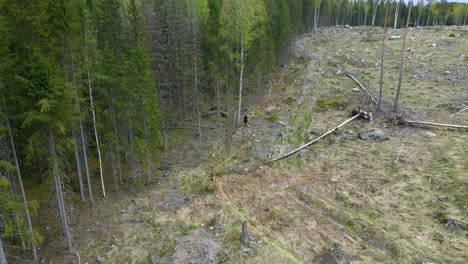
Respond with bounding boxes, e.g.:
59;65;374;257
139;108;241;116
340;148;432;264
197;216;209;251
358;128;388;141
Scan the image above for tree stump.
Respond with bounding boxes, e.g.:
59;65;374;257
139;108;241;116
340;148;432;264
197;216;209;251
240;221;250;243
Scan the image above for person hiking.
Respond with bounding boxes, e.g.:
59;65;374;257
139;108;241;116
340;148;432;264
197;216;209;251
243;115;249;127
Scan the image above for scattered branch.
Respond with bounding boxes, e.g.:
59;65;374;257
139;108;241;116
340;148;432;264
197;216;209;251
347;73;379;106
420;52;434;60
402;120;468;129
449;106;468;118
395;143;404;164
265;112;364;163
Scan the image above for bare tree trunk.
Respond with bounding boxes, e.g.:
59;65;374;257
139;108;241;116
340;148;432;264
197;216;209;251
393;1;412;112
0;239;6;264
378;0;390;110
71;62;87;203
364;9;368;26
54;173;73;251
110;93;122;188
187;0;201;137
426;7;431;27
237;36;244;127
314;8;318;33
372;0;378;27
266;112;363;163
215;79;221;128
84;30;98;206
417;8;421;26
78;120;91;202
394;1;400;29
157;79;167;150
111;150;118;190
3;100;38;262
34;150;44;184
49;129;73;251
72;131;85;202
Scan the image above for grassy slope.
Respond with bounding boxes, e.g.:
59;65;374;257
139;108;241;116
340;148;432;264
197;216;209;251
36;26;467;264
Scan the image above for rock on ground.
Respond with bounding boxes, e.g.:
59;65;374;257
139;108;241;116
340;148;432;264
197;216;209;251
358;128;388;141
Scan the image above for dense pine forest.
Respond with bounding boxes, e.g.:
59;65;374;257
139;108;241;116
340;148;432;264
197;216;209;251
0;0;467;262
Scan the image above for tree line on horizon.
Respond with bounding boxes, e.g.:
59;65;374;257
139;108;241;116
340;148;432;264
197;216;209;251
0;0;467;262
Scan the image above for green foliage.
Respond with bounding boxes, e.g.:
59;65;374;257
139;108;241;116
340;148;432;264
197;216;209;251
0;175;43;249
269;110;279;122
284;97;296;105
314;96;347;111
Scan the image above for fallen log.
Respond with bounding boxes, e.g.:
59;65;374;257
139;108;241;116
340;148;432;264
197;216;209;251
402;120;468;129
449;106;468;118
168;125;218;130
265;112;363;163
347;73;379;106
183;110;228;121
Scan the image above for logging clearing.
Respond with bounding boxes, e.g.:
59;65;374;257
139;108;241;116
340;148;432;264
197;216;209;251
33;26;467;264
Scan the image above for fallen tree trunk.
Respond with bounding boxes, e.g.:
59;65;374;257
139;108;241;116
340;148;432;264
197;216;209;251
402;120;468;129
265;112;362;163
347;73;379;106
449;106;468;118
183;110;228;121
168;125;218;130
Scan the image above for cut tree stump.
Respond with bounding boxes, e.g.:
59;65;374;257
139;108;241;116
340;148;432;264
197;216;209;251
240;221;250;242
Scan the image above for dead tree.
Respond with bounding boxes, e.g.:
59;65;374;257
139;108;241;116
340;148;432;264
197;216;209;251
402;120;468;129
0;239;6;264
3;97;38;262
266;111;366;163
49;129;73;251
378;0;390;110
393;1;413;112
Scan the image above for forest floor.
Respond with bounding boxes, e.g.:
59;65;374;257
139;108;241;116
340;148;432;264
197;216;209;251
35;26;467;264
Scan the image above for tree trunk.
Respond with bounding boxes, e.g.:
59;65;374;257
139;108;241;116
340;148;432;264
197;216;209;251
237;36;244;127
378;0;390;110
49;129;73;251
72;131;85;202
372;1;377;27
34;150;44;184
394;2;400;29
111;150;118;190
417;8;421;26
84;30;98;206
78;119;92;204
71;61;87;204
0;239;6;264
364;9;368;26
314;8;318;33
4;100;38;262
187;0;201;137
110;92;122;188
393;1;412;112
54;174;73;251
426;9;431;27
266;112;363;163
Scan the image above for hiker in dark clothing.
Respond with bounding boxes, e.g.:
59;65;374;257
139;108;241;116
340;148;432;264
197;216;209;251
244;115;249;127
